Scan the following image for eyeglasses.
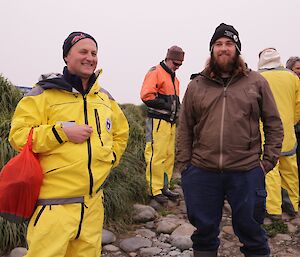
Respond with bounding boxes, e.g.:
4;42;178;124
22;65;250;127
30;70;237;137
172;61;182;67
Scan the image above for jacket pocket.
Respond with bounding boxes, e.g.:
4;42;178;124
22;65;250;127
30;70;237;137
254;189;267;224
94;109;104;146
156;119;162;132
33;205;46;227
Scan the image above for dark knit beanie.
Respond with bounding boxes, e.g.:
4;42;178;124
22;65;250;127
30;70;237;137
63;31;98;58
209;23;241;53
166;46;185;62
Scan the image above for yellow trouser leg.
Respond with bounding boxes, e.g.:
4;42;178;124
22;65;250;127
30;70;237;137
266;163;282;215
266;155;299;215
25;192;104;257
280;155;299;213
164;123;176;187
145;118;175;196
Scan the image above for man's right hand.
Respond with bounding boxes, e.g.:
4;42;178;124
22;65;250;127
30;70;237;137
62;124;93;143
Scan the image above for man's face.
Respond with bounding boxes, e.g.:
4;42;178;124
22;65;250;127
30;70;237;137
292;61;300;77
166;59;182;72
64;38;98;79
212;37;237;73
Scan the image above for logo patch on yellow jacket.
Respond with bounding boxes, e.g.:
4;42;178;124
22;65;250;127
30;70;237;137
106;118;112;132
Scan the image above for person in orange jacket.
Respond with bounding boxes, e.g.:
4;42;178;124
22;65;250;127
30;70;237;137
140;46;184;203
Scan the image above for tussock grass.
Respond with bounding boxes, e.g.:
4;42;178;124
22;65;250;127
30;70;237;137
103;104;148;229
0;75;26;255
0;218;27;256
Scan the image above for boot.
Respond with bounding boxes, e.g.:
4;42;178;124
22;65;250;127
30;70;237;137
152;194;168;204
162;188;180;200
193;250;217;257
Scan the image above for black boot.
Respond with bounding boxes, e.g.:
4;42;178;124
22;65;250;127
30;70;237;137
162;188;180;200
152;194;168;204
193;250;217;257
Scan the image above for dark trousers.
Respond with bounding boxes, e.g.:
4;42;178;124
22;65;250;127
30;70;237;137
182;165;270;256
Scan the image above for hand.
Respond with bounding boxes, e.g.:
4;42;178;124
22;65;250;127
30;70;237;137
62;124;93;144
259;162;267;175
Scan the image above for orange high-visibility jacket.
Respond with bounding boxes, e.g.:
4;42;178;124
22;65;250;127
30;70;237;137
140;61;180;123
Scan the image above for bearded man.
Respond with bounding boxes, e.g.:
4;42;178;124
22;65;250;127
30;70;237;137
176;23;283;257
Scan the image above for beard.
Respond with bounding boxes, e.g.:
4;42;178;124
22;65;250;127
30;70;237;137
212;53;239;75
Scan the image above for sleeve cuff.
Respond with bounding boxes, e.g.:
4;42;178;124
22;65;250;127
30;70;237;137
52;124;69;143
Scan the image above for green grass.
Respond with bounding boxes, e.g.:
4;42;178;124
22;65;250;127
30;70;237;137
169;177;181;190
103;104;148;228
0;218;27;256
0;75;27;255
157;208;174;217
263;220;288;238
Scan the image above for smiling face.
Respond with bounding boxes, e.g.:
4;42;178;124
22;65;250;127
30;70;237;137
212;37;237;74
64;38;98;79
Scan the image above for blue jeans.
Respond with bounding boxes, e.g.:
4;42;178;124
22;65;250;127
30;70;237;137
182;165;270;256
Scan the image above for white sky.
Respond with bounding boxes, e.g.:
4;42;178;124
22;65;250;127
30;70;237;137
0;0;299;104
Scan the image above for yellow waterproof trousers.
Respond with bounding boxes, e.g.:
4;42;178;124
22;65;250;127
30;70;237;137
266;155;299;215
25;191;104;257
144;118;176;196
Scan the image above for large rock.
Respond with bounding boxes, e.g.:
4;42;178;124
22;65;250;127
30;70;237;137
133;204;157;223
102;244;120;252
156;220;178;234
139;247;162;256
171;222;196;238
102;229;116;245
8;248;27;257
135;228;156;239
170;236;193;250
119;236;152;252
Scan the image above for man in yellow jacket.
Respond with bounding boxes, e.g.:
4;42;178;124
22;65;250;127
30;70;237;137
258;48;300;218
9;32;129;257
140;46;184;203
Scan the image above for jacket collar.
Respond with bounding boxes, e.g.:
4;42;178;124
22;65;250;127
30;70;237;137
63;66;97;94
160;61;176;80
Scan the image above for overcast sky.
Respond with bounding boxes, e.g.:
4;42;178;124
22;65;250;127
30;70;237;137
1;0;299;104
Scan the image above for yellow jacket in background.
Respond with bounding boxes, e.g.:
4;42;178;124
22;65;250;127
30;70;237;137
259;67;300;155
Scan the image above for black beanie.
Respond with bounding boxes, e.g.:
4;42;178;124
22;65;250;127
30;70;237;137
209;23;241;53
63;31;98;59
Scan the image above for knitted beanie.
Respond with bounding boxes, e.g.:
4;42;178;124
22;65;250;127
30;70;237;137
210;23;241;53
63;31;98;58
166;46;185;61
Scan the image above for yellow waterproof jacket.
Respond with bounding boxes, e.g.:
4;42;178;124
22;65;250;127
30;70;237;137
9;73;129;199
259;67;300;155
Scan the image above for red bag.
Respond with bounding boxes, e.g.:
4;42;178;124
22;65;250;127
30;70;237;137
0;128;43;223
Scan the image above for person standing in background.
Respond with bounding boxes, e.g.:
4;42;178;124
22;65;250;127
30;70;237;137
140;46;184;204
258;49;300;218
286;56;300;203
286;56;300;77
